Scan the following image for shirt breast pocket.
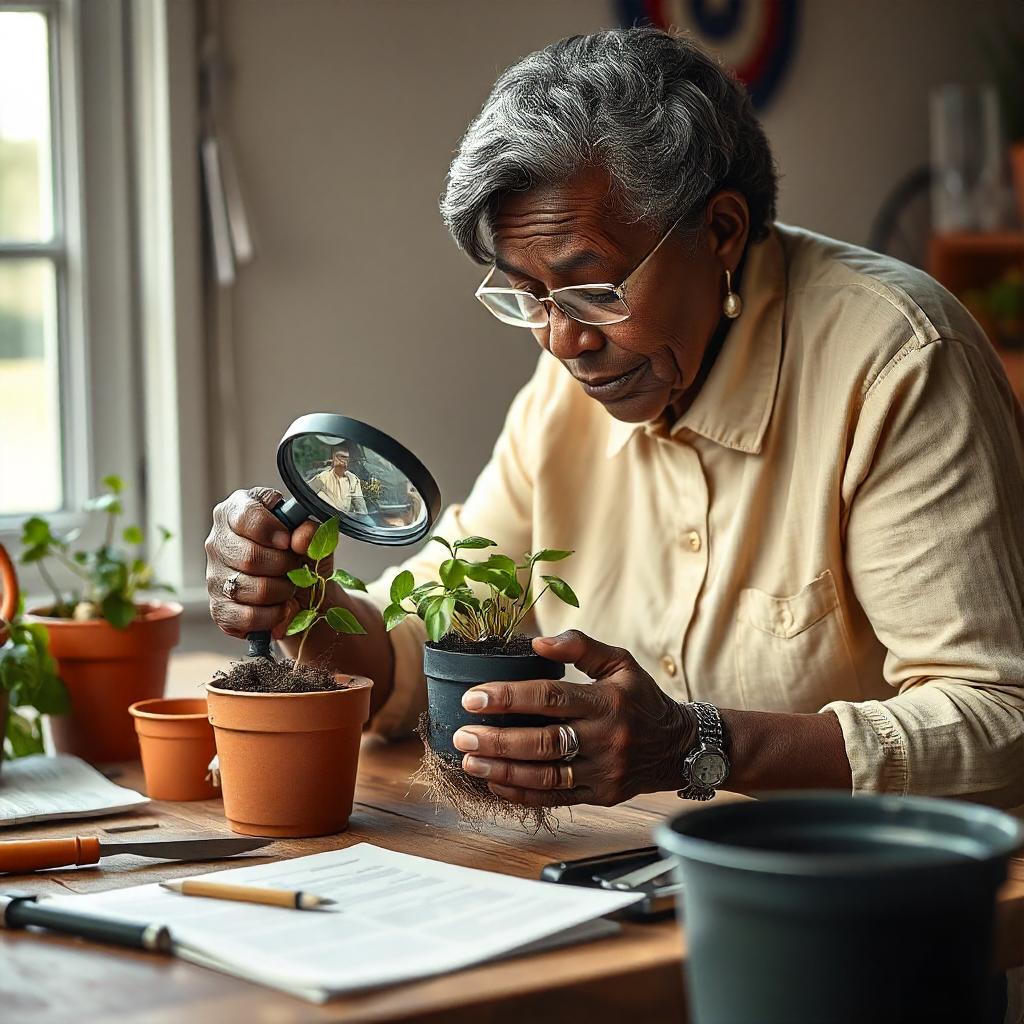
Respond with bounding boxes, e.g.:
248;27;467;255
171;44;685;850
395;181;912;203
735;570;858;713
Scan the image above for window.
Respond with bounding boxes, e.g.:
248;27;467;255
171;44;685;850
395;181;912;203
0;6;65;517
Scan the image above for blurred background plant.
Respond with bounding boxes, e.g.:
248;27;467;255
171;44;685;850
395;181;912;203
0;596;69;757
20;475;174;628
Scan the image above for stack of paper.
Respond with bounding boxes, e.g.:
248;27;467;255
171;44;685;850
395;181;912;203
0;755;149;827
47;844;643;1002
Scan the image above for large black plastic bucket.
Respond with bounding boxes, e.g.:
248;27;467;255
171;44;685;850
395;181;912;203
656;793;1024;1024
422;645;564;762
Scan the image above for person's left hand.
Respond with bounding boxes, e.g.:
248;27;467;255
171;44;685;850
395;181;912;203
451;630;696;807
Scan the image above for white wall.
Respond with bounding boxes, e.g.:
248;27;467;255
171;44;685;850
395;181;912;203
205;0;1006;587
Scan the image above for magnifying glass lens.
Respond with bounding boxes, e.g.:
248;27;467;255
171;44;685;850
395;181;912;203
280;429;431;543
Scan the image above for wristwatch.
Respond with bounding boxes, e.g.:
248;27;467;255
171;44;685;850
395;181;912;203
677;701;730;801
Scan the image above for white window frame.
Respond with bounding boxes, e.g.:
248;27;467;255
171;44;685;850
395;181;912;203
1;0;211;605
0;0;105;537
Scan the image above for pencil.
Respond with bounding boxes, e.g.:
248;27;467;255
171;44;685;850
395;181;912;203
159;879;335;910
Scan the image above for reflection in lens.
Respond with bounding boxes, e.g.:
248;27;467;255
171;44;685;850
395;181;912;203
286;434;427;534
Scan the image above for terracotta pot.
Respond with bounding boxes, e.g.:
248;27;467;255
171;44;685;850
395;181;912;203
207;674;372;838
130;697;219;801
0;543;20;777
0;543;18;645
27;602;183;764
1011;142;1024;228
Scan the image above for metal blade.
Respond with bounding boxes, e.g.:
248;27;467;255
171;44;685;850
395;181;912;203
97;837;272;861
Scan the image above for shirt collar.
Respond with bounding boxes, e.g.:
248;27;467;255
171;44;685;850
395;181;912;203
605;227;786;458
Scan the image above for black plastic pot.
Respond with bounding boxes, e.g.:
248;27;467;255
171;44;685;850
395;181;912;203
422;645;565;762
656;793;1024;1024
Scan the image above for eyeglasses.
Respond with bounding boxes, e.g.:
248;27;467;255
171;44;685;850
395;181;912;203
475;215;683;329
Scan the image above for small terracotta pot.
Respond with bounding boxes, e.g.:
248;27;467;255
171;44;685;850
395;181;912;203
27;602;183;764
130;697;219;801
206;674;372;838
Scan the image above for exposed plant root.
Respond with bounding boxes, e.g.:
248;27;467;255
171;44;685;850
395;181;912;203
409;714;560;835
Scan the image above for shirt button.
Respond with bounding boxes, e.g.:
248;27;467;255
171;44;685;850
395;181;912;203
684;530;702;552
778;607;794;632
661;655;678;677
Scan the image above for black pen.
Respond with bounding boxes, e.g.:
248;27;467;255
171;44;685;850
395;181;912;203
0;892;172;953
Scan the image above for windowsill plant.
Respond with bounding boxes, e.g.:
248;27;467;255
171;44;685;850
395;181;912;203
206;517;373;838
19;475;183;763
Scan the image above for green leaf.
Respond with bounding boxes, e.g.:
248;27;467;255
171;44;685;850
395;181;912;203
503;579;523;600
453;536;496;552
482;554;517;574
464;564;513;591
325;606;367;635
84;493;122;515
286;608;317;636
532;549;573;564
20;546;48;564
542;575;579;608
6;709;44;758
100;593;137;629
411;581;442;601
287;565;317;588
329;569;367;592
307;517;340;561
439;558;467;589
424;594;455;643
122;525;144;545
21;516;53;548
383;604;408;631
429;535;454;555
102;474;124;494
389;570;415;605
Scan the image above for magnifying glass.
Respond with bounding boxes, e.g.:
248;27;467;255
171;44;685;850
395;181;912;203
246;413;441;656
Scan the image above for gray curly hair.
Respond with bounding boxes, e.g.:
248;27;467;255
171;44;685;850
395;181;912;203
441;27;778;264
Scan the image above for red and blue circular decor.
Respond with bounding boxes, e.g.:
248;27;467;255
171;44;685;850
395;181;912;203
617;0;799;110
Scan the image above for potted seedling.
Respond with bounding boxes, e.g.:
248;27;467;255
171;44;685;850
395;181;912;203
206;516;373;838
382;535;578;827
0;544;69;773
20;476;182;763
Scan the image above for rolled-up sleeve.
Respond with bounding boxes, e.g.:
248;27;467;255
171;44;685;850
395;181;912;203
362;357;549;736
823;335;1024;807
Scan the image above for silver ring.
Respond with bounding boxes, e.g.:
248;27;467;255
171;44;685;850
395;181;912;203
222;571;242;599
558;724;581;763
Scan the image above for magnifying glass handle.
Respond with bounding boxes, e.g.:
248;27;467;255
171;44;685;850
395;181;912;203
245;497;307;657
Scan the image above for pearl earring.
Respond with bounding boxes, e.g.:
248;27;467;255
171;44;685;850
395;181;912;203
723;269;742;319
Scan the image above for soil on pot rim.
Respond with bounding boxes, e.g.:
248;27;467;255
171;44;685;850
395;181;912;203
211;657;347;694
427;633;535;657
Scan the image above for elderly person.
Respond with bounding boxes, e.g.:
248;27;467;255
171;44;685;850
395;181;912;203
206;28;1024;811
310;442;368;515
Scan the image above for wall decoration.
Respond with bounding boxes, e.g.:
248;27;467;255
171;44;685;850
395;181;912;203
617;0;800;111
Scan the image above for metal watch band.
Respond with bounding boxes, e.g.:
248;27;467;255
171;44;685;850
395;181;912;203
676;700;728;801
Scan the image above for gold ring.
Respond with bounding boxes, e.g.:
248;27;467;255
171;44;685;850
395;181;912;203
565;764;575;790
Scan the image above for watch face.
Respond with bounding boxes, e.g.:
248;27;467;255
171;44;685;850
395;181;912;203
693;750;728;787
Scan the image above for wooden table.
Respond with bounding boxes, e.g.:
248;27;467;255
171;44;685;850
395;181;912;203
2;655;1023;1023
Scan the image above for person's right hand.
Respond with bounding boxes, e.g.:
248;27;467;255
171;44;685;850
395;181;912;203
206;487;311;640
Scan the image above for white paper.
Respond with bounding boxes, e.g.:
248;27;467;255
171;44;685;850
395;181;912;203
0;755;149;827
46;844;642;1002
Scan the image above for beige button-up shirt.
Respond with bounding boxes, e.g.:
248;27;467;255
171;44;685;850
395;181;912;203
312;469;367;515
367;224;1024;810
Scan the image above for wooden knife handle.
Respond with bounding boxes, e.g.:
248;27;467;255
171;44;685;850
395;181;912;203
0;836;102;873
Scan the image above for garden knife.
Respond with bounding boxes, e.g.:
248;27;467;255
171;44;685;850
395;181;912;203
0;835;271;874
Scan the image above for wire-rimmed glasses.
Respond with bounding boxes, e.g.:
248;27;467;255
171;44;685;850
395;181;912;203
475;215;683;328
